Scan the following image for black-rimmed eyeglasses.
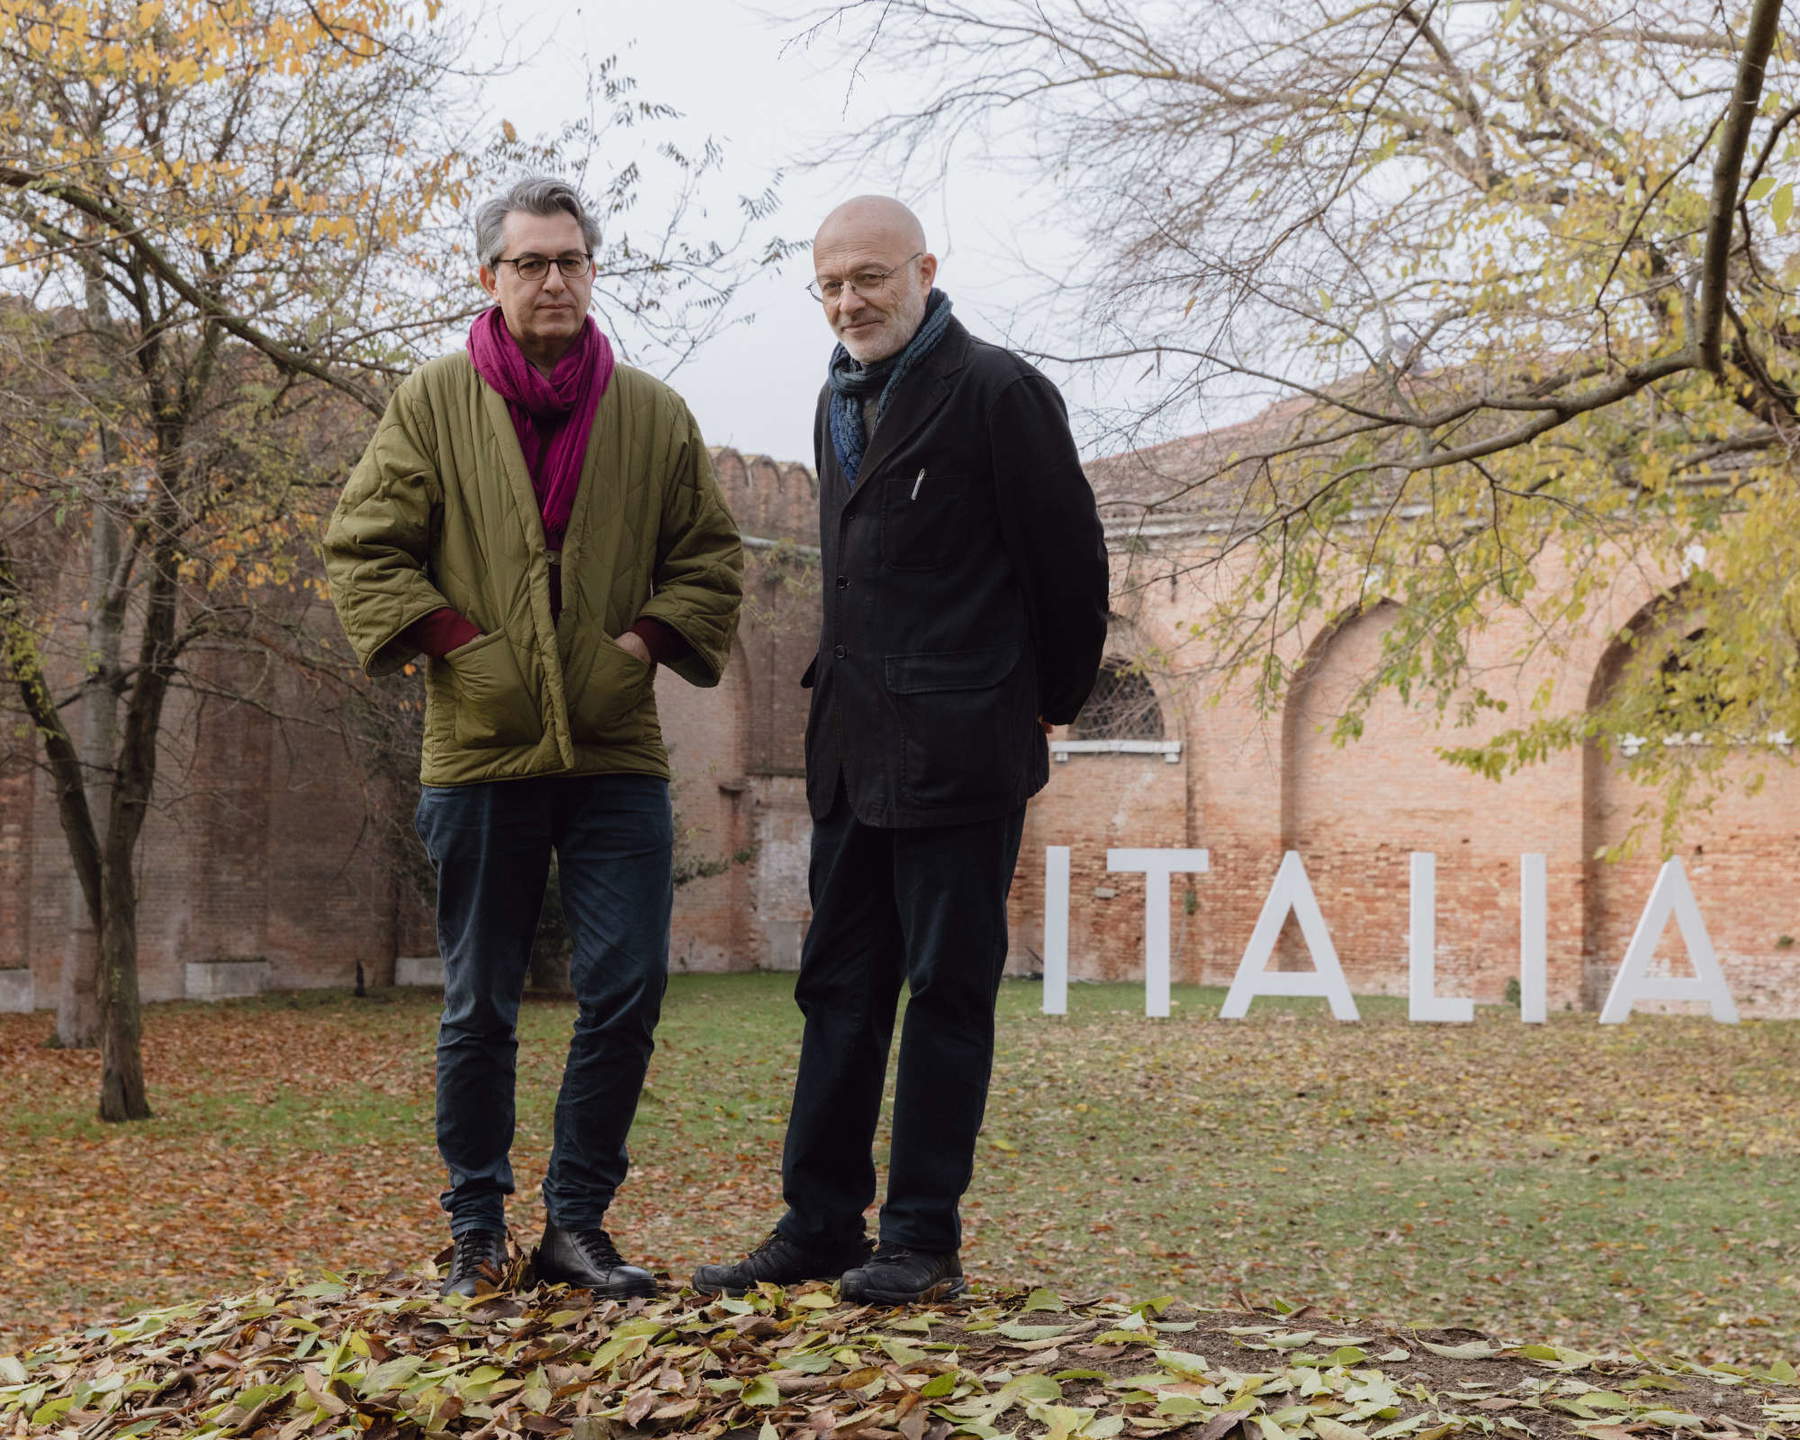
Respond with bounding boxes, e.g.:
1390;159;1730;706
494;252;594;282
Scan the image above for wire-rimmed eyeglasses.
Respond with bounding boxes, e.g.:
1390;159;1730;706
806;251;923;304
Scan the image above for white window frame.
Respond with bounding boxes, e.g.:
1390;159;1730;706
1051;739;1183;764
1616;729;1792;759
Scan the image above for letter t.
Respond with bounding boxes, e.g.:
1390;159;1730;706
1107;848;1210;1018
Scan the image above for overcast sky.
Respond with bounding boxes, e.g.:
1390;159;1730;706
449;0;1098;464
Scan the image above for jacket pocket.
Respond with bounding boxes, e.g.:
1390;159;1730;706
566;635;656;745
881;476;965;571
444;630;543;750
884;644;1030;808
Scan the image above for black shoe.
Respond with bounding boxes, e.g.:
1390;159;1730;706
533;1222;658;1298
839;1243;965;1304
691;1229;873;1295
439;1228;509;1298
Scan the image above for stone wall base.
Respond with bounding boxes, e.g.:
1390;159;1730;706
0;968;33;1012
184;959;270;1001
394;955;445;988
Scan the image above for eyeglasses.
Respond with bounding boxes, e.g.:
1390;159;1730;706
806;251;923;304
494;252;594;282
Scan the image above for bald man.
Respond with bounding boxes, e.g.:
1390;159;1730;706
694;197;1109;1303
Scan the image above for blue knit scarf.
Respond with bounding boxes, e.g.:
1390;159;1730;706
826;289;953;486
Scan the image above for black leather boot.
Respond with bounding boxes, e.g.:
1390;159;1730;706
439;1228;509;1298
692;1229;873;1294
839;1243;965;1304
533;1222;658;1298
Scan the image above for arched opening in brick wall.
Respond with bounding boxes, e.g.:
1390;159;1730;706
1278;599;1517;998
1065;613;1184;746
1071;658;1166;740
1280;603;1397;857
1581;591;1708;1004
1577;590;1800;1015
1654;627;1727;729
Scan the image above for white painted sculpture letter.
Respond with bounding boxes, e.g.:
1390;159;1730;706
1107;848;1211;1017
1407;853;1473;1022
1042;846;1071;1015
1519;854;1547;1023
1600;858;1739;1024
1221;851;1359;1020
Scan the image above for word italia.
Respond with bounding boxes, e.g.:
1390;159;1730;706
1040;849;1740;1024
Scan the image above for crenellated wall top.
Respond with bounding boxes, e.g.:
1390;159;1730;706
708;447;819;546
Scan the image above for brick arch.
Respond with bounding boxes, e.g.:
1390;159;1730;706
1080;611;1181;740
1576;582;1800;1015
1279;600;1399;855
1580;583;1712;1005
1581;582;1705;716
1275;598;1512;998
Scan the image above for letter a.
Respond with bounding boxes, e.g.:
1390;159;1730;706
1221;852;1359;1020
1599;858;1740;1024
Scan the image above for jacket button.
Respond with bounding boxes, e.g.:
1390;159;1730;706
835;575;848;589
833;644;846;659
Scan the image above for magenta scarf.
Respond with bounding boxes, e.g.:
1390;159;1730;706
466;306;614;548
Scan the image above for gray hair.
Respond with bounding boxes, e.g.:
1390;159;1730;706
473;176;602;268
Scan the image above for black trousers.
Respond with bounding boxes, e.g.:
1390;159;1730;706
777;789;1027;1254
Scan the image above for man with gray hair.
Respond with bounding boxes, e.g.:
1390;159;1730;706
325;177;742;1298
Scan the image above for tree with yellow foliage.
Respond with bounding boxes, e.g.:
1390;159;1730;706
0;0;777;1120
817;0;1798;842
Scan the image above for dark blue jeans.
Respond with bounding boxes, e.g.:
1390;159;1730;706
415;773;673;1238
777;793;1026;1255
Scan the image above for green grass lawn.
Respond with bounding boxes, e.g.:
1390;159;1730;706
2;973;1795;1365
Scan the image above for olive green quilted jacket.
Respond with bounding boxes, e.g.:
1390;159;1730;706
323;352;742;786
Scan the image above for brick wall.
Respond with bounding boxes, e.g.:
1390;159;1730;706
4;438;1795;1021
1025;543;1800;1018
659;449;820;974
659;640;754;973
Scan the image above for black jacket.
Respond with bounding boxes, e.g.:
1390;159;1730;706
802;316;1109;827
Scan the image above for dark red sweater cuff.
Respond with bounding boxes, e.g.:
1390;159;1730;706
406;610;684;666
405;608;481;659
627;617;690;666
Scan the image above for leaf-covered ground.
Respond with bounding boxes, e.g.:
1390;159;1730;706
2;976;1796;1368
5;1272;1799;1439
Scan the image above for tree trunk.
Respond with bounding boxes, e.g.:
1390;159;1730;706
55;504;120;1049
90;504;185;1121
55;257;124;1050
96;856;149;1121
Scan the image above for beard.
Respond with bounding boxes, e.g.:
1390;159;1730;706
837;284;929;363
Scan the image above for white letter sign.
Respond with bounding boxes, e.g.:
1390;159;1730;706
1042;846;1070;1015
1221;851;1359;1020
1038;844;1745;1026
1519;854;1548;1023
1107;848;1210;1017
1408;852;1473;1022
1600;858;1739;1024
